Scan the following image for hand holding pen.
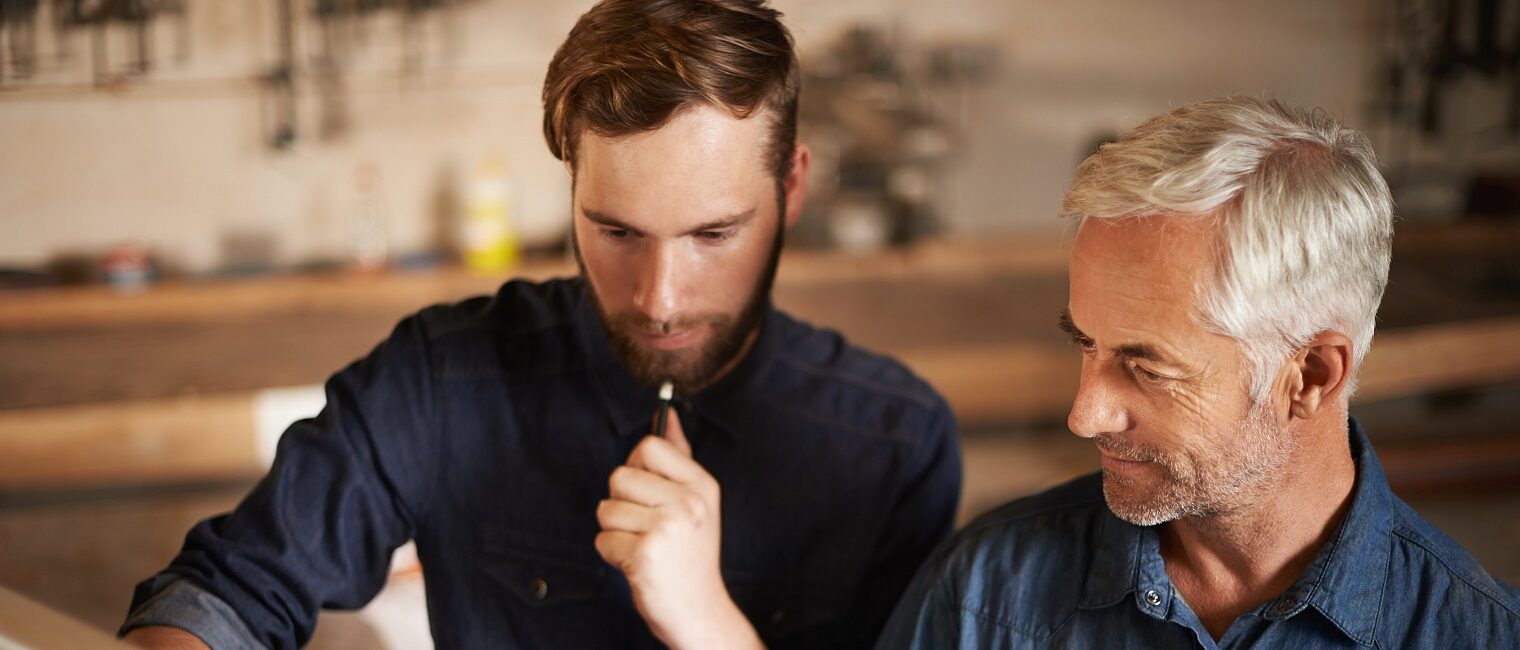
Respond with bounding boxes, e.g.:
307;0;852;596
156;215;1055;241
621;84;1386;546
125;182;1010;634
594;381;765;649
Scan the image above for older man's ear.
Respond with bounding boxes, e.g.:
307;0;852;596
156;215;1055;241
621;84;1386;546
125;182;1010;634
1286;331;1354;420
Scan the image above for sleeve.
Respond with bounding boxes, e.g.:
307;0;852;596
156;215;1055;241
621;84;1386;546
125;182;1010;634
119;577;265;650
871;542;961;650
118;315;440;650
837;399;963;647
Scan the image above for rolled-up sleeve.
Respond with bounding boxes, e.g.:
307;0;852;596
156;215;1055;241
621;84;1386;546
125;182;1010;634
120;315;439;650
120;576;266;649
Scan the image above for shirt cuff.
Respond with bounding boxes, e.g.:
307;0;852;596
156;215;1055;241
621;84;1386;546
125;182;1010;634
119;576;267;650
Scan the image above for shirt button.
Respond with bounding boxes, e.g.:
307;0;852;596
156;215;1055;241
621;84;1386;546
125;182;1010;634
1272;597;1297;616
530;577;549;601
770;610;786;624
1144;589;1162;606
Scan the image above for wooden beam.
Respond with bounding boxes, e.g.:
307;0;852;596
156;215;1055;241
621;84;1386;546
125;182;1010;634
0;393;262;490
1356;316;1520;402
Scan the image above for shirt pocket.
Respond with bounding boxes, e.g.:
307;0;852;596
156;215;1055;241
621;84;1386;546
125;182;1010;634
726;572;849;642
478;525;609;608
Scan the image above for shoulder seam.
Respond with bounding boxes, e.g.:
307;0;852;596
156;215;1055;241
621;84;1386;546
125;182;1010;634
773;351;938;411
956;486;1107;540
1390;527;1520;619
420;300;578;341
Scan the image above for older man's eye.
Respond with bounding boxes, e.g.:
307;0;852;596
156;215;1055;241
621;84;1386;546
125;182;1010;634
1129;362;1169;384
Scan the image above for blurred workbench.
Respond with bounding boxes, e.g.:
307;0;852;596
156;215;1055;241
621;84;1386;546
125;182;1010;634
3;226;1520;490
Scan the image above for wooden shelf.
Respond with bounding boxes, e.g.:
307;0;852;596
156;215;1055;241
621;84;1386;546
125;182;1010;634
3;230;1519;489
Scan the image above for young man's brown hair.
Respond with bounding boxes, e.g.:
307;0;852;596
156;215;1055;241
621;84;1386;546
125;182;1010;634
542;0;801;181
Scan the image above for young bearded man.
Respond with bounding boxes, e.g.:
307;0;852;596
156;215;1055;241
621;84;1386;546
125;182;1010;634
877;96;1520;648
120;2;961;648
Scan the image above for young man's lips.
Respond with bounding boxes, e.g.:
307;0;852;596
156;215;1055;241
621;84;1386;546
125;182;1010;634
634;327;702;351
1098;453;1149;473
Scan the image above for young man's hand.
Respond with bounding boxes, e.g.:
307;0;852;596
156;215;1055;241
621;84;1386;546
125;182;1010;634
595;409;764;650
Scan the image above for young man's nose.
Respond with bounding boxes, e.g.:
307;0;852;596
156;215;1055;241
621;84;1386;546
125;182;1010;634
632;242;684;324
1068;358;1130;439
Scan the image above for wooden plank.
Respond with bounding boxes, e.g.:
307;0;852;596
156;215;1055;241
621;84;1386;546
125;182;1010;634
0;266;541;330
0;393;262;490
1357;316;1520;401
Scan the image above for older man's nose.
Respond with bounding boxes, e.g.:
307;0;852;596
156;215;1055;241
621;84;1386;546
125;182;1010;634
1068;361;1128;438
632;243;682;324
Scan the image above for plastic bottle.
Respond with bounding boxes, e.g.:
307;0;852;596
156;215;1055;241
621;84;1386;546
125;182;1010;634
462;154;520;273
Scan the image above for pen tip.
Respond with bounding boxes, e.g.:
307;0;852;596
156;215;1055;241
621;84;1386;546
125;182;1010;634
658;381;674;400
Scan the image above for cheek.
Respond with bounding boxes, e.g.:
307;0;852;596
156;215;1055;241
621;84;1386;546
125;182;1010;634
696;232;774;305
577;230;636;303
1153;382;1245;459
1128;384;1216;454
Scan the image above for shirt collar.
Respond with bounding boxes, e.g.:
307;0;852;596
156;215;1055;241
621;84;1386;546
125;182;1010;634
1080;503;1141;609
1287;416;1391;646
1077;417;1392;645
573;280;779;439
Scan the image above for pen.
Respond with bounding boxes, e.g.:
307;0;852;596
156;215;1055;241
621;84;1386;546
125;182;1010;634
653;380;674;438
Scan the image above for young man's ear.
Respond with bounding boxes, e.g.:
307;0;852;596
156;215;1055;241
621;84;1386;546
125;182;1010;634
1284;331;1354;420
782;144;812;230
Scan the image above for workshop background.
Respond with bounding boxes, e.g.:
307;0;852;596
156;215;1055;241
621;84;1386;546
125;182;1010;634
2;0;1518;646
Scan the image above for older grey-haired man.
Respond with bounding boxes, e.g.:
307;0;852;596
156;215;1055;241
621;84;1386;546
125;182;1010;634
877;96;1520;648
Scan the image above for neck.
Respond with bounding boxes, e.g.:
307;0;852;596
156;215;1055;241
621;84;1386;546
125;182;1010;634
1160;409;1357;639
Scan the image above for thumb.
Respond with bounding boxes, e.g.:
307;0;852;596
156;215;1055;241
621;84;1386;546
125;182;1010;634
662;407;692;456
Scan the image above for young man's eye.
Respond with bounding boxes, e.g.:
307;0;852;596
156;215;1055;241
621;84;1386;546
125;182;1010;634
600;228;630;240
698;230;735;242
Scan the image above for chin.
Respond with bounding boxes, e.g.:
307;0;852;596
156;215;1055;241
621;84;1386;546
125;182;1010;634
1102;474;1188;526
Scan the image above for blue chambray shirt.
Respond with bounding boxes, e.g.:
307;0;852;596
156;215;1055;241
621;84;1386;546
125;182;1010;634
120;278;962;649
877;418;1520;649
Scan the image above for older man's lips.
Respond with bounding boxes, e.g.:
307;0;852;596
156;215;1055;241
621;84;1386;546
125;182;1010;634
635;327;702;351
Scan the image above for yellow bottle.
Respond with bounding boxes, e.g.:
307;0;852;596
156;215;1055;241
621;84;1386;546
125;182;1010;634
463;155;519;273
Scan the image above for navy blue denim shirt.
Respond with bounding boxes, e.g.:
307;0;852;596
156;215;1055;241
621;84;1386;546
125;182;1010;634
121;278;962;649
878;418;1520;649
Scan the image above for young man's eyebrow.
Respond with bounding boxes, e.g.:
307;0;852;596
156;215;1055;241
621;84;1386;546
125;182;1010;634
582;209;642;235
684;208;757;236
580;208;758;237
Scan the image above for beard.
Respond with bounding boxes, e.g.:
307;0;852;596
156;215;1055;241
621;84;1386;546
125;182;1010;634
575;205;785;396
1096;397;1298;527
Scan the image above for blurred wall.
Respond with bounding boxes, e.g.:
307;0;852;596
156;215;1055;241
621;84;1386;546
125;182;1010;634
2;0;1381;273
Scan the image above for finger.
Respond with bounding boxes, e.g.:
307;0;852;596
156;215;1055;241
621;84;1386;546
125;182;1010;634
595;530;639;571
626;434;710;487
608;464;688;506
597;498;659;533
662;408;691;456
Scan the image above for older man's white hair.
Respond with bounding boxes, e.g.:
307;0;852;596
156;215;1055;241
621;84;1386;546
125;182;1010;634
1060;96;1394;401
